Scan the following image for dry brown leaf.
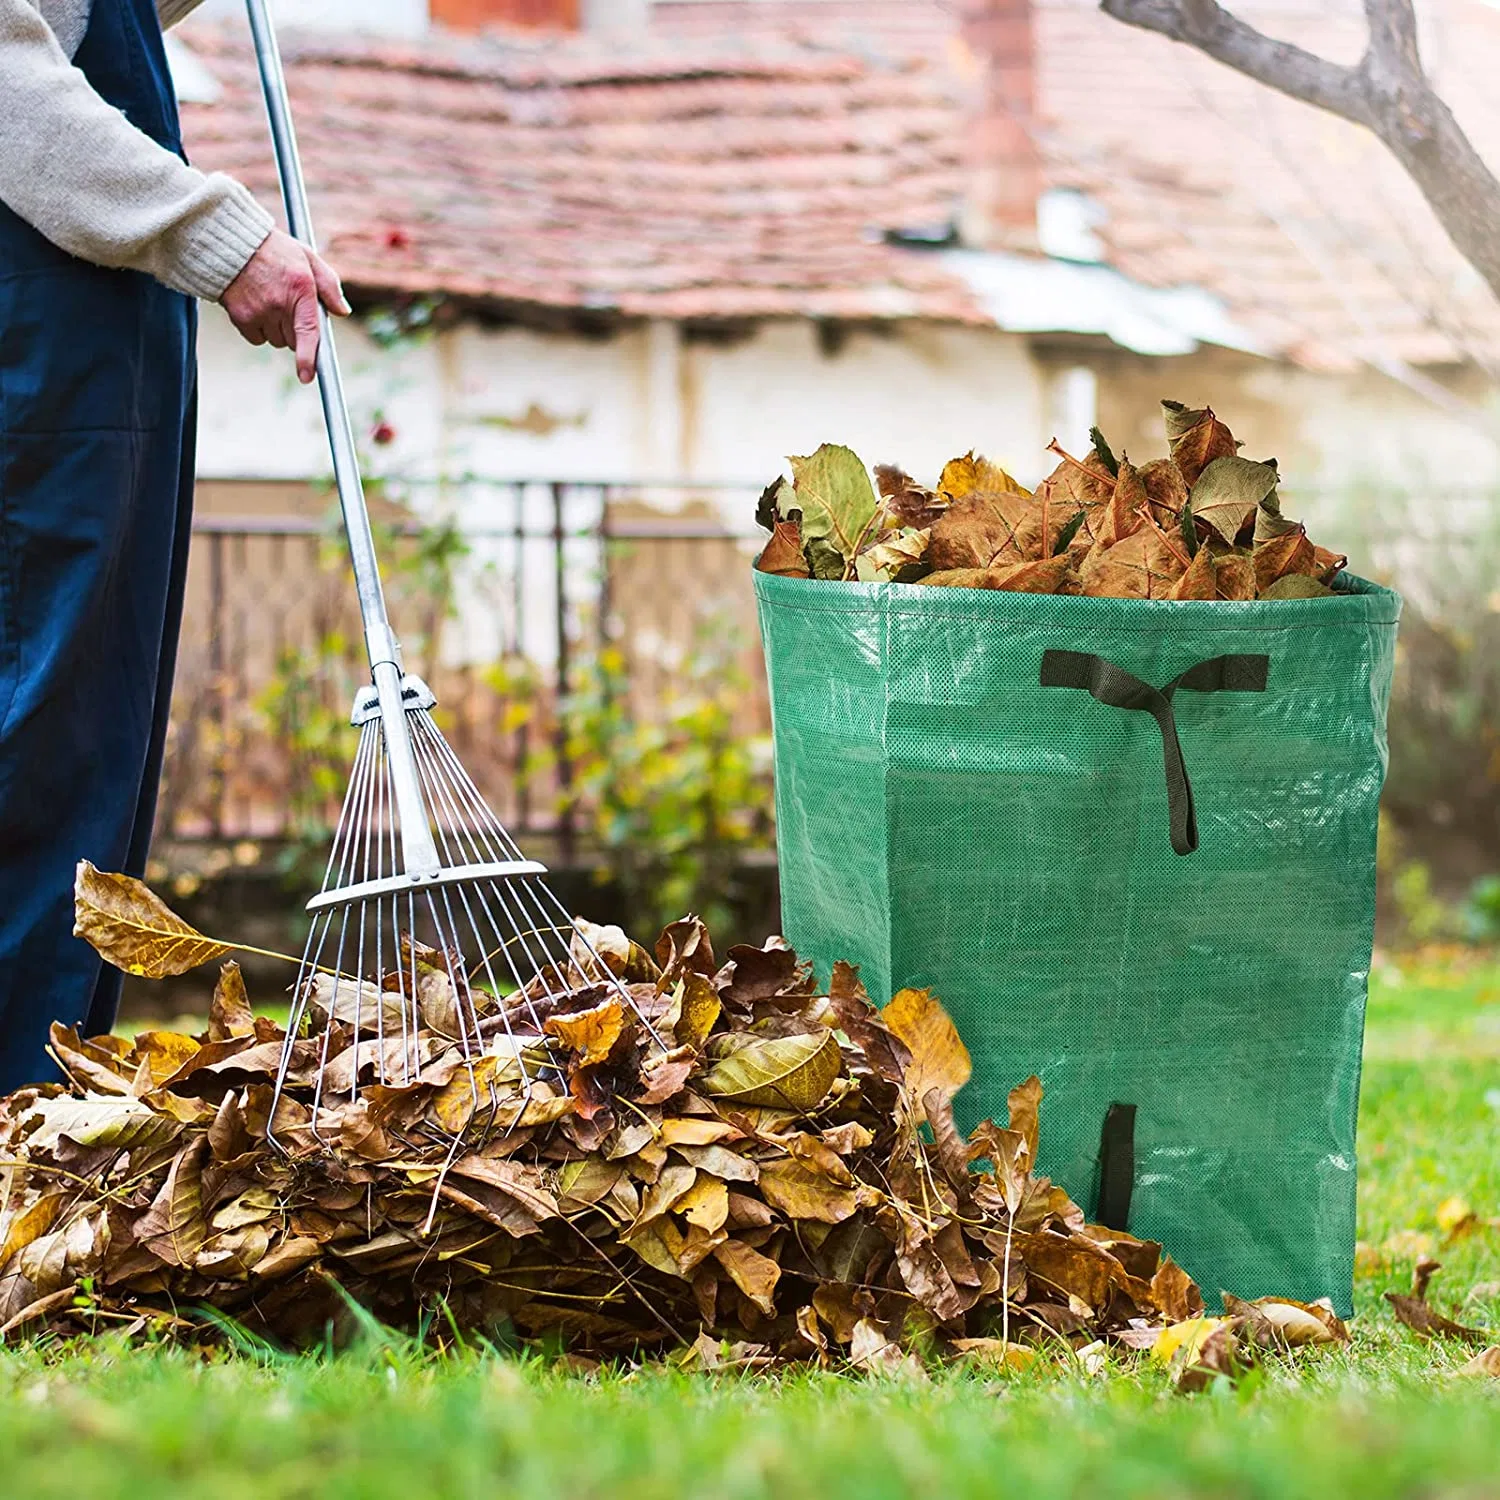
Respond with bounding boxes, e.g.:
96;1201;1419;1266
1453;1346;1500;1378
883;987;972;1120
72;861;231;979
207;961;255;1041
712;1237;781;1316
756;519;811;579
1079;524;1188;599
1162;401;1237;487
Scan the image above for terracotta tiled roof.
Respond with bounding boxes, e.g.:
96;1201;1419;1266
178;23;986;326
178;0;1500;369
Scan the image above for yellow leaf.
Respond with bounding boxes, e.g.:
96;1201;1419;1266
676;1175;730;1234
937;451;1029;502
1152;1316;1226;1365
758;1159;859;1224
882;988;971;1118
73;860;231;978
545;999;626;1066
0;1193;67;1269
951;1338;1038;1372
698;1031;842;1111
1437;1195;1477;1237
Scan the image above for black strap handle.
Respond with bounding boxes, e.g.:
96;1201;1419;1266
1096;1102;1137;1231
1040;651;1269;855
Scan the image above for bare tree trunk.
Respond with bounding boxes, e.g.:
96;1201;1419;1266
1100;0;1500;308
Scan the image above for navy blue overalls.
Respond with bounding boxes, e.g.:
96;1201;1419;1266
0;0;197;1091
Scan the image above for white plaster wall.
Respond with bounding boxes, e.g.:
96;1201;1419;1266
195;308;1052;491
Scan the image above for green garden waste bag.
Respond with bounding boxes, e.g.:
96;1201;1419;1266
754;568;1400;1313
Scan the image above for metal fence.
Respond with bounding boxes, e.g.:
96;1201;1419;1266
157;481;770;853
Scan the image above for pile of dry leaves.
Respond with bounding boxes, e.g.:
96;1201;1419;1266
0;872;1357;1382
755;400;1347;600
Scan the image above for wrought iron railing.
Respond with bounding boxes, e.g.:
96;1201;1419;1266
158;480;769;849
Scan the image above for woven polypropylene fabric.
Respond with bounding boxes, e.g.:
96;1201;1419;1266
754;569;1401;1314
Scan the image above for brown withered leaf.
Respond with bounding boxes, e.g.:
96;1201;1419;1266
1079;524;1188;599
855;528;930;584
1214;553;1257;601
712;1237;781;1316
926;492;1037;572
759;1159;860;1224
1253;526;1317;592
1224;1293;1348;1349
828;961;910;1084
756;518;811;579
918;557;1073;593
1386;1259;1493;1346
1169;545;1218;600
1094;454;1149;549
1036;442;1115;527
1162;400;1237;487
73;861;231;979
207;961;255;1041
1138;457;1189;528
1152;1257;1204;1323
875;465;947;528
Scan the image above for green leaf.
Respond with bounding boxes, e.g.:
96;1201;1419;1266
1189;457;1279;545
1088;426;1120;478
804;537;847;581
1051;509;1087;557
698;1029;842;1110
787;445;880;574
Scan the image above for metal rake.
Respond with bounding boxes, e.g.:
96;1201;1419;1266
245;0;651;1149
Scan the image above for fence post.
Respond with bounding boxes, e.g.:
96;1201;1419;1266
553;481;576;864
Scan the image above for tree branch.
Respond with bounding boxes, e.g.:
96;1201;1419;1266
1099;0;1373;126
1362;0;1421;80
1100;0;1500;325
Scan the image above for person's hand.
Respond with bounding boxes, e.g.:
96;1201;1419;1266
221;229;351;384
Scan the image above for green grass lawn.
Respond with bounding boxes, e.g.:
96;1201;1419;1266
4;954;1498;1500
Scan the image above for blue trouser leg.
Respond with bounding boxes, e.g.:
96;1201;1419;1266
0;267;197;1093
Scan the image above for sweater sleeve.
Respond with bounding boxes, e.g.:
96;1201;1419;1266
0;0;273;300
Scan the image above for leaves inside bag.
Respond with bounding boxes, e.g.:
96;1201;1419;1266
755;401;1348;600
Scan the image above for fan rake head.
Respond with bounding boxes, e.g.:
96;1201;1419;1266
268;675;658;1153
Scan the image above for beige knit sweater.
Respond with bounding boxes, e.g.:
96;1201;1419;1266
0;0;273;299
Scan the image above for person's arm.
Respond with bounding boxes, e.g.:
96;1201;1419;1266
0;0;272;299
1;0;350;380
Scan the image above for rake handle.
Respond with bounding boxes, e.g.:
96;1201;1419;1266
245;0;441;878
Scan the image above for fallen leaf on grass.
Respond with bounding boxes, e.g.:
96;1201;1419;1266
1453;1347;1500;1378
1386;1259;1493;1346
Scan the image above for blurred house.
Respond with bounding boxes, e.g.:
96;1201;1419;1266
161;0;1500;837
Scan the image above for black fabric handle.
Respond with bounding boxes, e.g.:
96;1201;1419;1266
1040;650;1269;855
1096;1102;1137;1231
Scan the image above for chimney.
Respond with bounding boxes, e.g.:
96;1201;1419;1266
960;0;1040;251
431;0;580;30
